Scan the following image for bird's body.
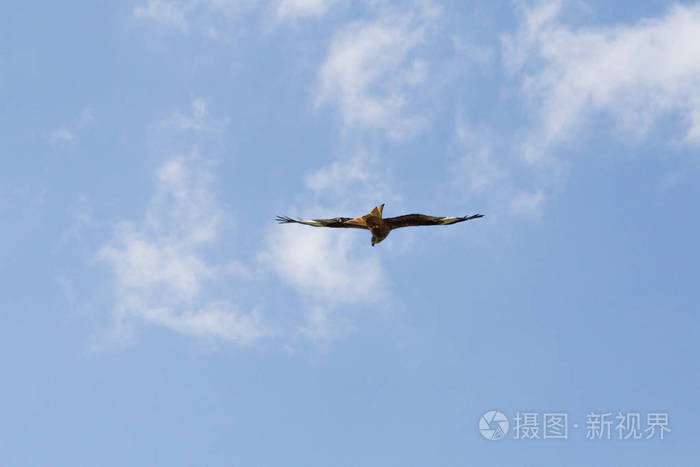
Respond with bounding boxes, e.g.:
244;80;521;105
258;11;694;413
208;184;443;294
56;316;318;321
276;204;483;246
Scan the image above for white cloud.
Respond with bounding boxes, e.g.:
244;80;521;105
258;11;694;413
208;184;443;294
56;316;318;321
315;4;440;139
139;303;267;342
295;305;349;342
302;140;403;220
133;0;252;33
273;0;338;22
96;149;384;346
48;107;95;146
502;0;563;74
503;1;700;160
95;95;394;347
303;150;397;206
134;0;188;31
49;128;75;144
261;227;386;303
259;222;389;340
509;190;545;217
305;155;371;193
161;98;227;133
97;156;270;345
78;108;95;127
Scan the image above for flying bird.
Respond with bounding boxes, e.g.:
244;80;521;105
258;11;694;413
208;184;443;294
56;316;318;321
276;204;484;246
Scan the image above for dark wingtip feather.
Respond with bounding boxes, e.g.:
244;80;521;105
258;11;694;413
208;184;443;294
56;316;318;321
276;215;296;224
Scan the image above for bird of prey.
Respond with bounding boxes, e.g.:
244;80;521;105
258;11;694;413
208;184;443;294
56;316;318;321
276;204;484;246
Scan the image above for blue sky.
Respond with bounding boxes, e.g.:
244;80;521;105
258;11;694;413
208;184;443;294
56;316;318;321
2;0;700;465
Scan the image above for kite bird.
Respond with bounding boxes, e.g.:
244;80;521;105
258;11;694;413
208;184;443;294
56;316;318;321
276;204;484;246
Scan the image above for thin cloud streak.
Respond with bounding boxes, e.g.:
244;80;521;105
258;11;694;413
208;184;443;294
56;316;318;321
315;3;440;140
97;156;271;345
503;1;700;161
273;0;339;22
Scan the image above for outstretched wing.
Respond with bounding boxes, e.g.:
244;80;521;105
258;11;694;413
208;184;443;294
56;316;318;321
384;213;484;230
275;216;368;229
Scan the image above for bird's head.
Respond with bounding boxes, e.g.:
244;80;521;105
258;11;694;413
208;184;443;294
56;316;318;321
371;235;382;247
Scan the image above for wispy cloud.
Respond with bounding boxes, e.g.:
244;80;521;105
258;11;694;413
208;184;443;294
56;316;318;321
133;0;254;35
133;0;188;32
509;189;545;217
315;3;440;139
259;225;389;341
273;0;339;23
503;1;700;160
49;128;75;144
305;155;371;193
448;1;700;218
261;227;386;303
95;98;392;347
304;149;398;207
161;98;227;133
48;108;94;146
97;155;270;345
97;157;373;347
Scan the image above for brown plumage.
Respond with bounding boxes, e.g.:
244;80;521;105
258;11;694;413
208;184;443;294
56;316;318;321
276;204;484;246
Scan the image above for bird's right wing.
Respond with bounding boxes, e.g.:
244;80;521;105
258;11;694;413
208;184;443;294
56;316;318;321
384;213;484;229
275;216;369;229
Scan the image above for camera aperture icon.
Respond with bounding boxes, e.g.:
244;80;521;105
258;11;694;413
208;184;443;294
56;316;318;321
479;410;509;440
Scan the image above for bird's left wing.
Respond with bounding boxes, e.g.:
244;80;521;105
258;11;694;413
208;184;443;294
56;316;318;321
384;213;484;230
276;216;368;229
